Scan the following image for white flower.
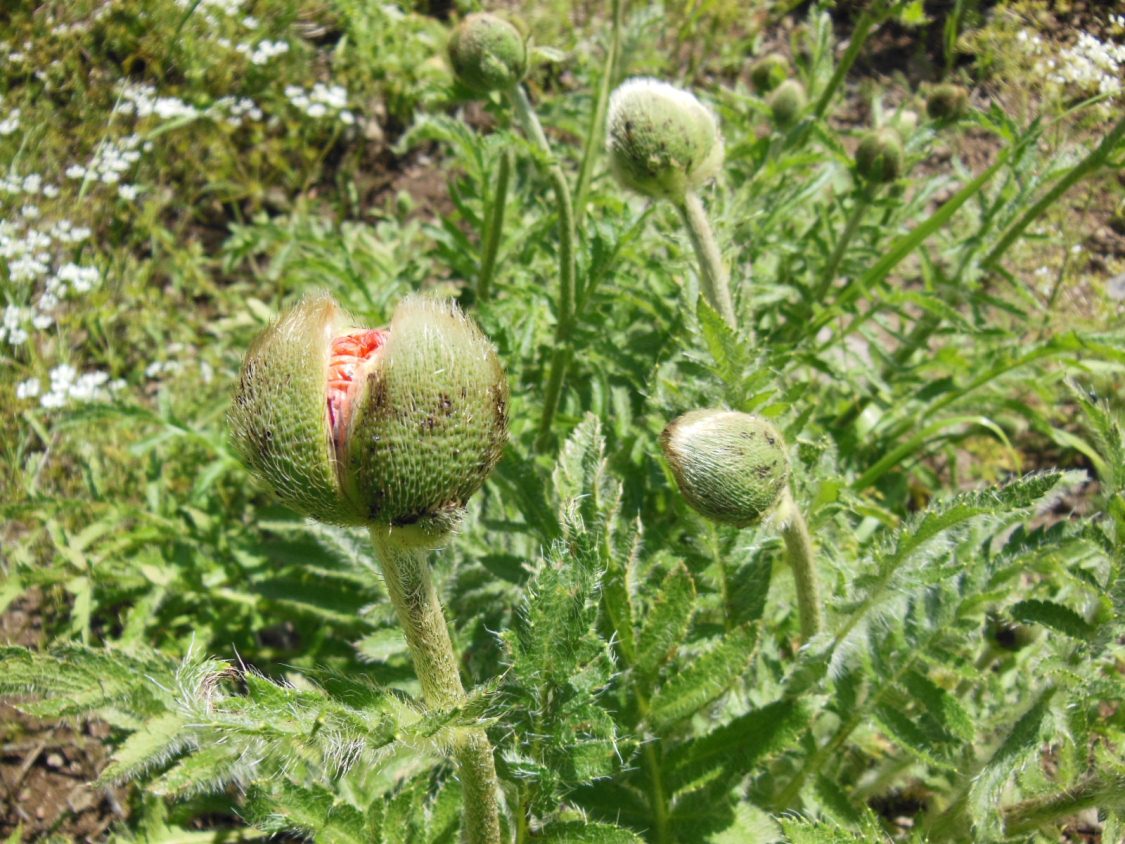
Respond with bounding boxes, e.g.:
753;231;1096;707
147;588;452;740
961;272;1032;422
16;377;40;400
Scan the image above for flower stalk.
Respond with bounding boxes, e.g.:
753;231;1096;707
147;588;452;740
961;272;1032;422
675;190;736;327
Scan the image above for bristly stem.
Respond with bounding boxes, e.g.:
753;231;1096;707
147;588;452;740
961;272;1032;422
573;0;625;225
506;84;578;451
817;187;873;302
675;190;737;329
778;489;823;642
369;525;501;844
477;147;514;302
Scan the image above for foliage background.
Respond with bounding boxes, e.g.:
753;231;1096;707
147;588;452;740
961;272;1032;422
1;0;1124;841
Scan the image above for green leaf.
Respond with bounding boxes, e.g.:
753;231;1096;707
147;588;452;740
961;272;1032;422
901;669;974;743
1010;598;1094;640
648;625;757;729
97;712;188;785
538;821;644;843
969;686;1057;830
635;564;696;677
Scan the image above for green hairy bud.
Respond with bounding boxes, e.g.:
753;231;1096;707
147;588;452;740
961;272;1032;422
230;293;508;529
768;79;807;129
447;12;527;94
855;127;904;183
749;53;788;94
606;78;724;202
661;409;790;528
926;83;969;121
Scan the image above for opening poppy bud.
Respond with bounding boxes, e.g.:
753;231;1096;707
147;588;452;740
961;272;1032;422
661;409;790;528
855;127;905;183
749;53;788;94
447;12;528;95
926;83;969;121
230;293;508;529
768;79;807;129
606;78;724;202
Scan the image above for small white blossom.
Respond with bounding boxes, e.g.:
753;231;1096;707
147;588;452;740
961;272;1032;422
16;377;40;400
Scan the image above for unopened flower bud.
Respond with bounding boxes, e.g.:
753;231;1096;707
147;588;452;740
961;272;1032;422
661;409;790;528
749;53;788;94
607;78;724;202
926;83;969;121
230;293;508;529
855;127;904;183
447;12;527;94
768;79;807;129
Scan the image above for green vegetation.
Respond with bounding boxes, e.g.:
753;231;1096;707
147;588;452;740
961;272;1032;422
2;0;1124;841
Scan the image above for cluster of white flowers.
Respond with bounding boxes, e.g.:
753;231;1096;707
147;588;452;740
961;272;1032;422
0;40;31;65
120;82;200;121
236;39;290;65
17;365;125;409
0;107;19;136
285;83;356;125
1017;25;1125;101
0;214;96;343
0;172;61;199
212;95;265;127
65;133;145;189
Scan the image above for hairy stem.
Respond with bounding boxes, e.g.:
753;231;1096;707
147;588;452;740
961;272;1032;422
369;526;501;844
675;190;737;328
506;84;579;451
477;147;514;302
817;189;872;302
778;489;823;642
1002;773;1125;835
573;0;625;225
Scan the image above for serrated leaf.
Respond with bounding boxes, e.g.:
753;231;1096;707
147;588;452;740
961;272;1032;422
873;704;949;769
648;625;757;729
635;564;696;677
149;743;241;798
901;669;974;743
538;821;644;843
97;712;188;785
1010;598;1094;639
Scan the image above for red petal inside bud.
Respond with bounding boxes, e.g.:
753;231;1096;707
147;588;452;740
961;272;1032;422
327;328;386;457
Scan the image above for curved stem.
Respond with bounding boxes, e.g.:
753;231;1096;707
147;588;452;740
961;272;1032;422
506;84;579;451
817;189;872;303
573;0;625;226
675;190;737;329
369;526;501;844
778;489;823;642
477;147;514;303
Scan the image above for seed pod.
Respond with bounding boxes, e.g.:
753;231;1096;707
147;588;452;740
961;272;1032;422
606;78;724;202
855;127;904;183
230;293;508;529
926;83;969;121
749;53;788;94
447;12;527;95
768;79;807;129
661;409;790;528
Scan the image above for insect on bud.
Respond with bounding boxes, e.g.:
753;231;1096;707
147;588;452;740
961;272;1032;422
749;53;788;94
606;78;724;202
854;127;905;183
230;293;509;530
768;79;807;129
926;83;969;121
447;12;528;95
661;409;790;528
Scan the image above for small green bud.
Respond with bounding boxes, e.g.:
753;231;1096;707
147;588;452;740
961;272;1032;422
854;127;904;183
749;53;788;94
230;293;508;529
447;12;527;94
926;83;969;121
767;79;807;129
606;78;724;202
661;409;790;528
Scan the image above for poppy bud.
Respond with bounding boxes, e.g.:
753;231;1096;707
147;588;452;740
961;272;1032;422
768;79;807;129
447;12;528;95
606;78;724;202
749;53;788;94
855;127;904;183
926;83;969;121
230;293;508;529
661;409;790;528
